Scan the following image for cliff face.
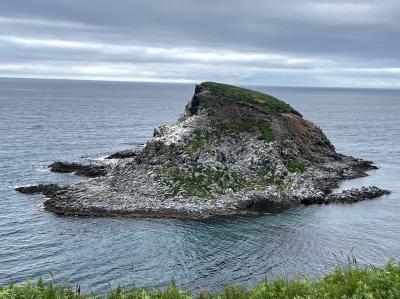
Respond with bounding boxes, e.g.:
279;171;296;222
134;82;338;199
18;82;390;218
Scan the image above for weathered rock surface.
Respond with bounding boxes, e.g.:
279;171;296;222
49;161;109;177
15;184;65;197
106;149;139;159
17;82;391;218
325;186;391;203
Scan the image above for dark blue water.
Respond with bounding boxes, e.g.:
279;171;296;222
0;78;399;293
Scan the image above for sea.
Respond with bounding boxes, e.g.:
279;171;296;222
0;77;399;293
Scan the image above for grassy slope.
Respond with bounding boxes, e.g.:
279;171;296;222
150;82;307;198
2;261;400;298
202;82;299;115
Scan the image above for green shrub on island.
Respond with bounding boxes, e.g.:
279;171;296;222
2;261;400;298
285;159;306;174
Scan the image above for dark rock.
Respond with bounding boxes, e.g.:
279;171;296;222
16;184;64;197
48;161;108;177
106;149;138;159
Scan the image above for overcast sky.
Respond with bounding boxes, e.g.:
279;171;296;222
0;0;399;87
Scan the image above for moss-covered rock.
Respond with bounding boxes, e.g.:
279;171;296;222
202;82;300;115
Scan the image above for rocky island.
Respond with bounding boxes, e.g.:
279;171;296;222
17;82;390;218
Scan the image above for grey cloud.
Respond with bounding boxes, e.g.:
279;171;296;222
0;0;399;87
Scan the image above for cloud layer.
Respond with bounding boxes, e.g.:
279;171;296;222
0;0;399;87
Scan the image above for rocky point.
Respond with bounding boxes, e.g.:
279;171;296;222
16;82;391;218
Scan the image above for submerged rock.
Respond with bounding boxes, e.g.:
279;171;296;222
17;82;390;218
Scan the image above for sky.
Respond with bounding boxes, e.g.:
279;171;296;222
0;0;399;87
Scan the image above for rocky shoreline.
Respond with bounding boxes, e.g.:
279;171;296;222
16;82;391;219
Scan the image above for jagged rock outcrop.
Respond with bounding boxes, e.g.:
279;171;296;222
106;149;139;159
49;161;109;177
16;82;390;218
16;184;64;198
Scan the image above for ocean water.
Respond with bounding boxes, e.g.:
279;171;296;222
0;78;399;293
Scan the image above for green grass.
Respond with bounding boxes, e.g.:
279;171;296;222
153;165;248;198
285;159;306;173
202;82;298;115
212;117;274;143
183;129;221;155
233;117;274;142
3;261;400;298
152;165;279;198
257;121;274;142
165;120;273;163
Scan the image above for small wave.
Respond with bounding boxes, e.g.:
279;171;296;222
36;166;50;173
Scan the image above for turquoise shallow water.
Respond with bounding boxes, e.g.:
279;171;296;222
0;78;399;293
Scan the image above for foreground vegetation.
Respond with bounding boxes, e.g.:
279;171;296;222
2;261;400;298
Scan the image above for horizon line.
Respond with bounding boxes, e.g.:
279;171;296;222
1;75;399;91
